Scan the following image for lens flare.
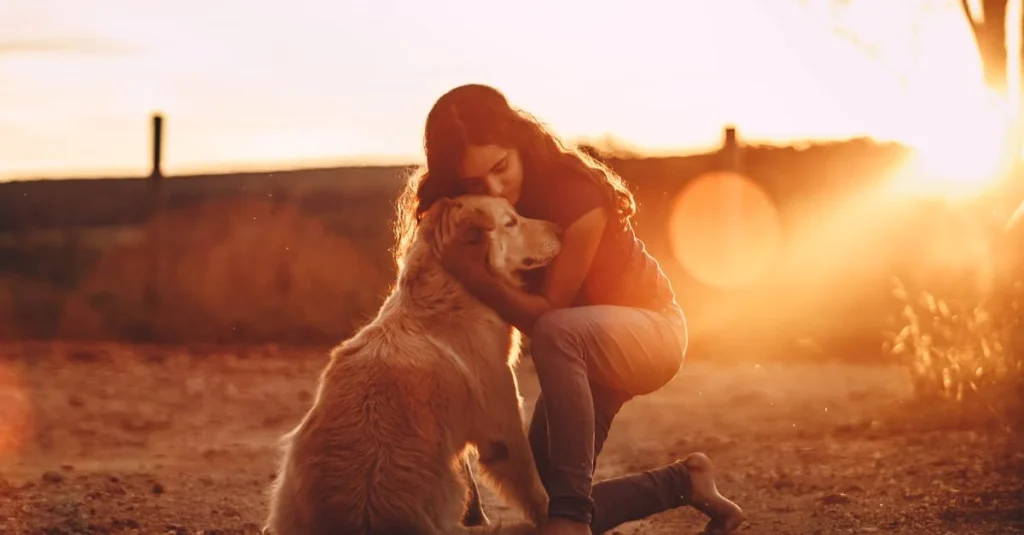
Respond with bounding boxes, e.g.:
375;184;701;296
668;171;783;288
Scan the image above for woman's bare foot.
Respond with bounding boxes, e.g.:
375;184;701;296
681;453;746;534
539;517;593;535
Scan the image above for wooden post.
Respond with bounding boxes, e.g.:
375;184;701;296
719;126;744;273
720;125;742;173
145;113;165;319
151;114;163;181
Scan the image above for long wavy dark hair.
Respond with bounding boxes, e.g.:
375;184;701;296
392;83;635;268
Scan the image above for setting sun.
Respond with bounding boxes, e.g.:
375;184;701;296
886;89;1014;200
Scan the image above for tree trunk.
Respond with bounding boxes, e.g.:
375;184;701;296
962;0;1024;218
963;0;1012;98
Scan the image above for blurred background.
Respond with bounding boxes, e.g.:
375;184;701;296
2;0;1023;408
2;2;1024;533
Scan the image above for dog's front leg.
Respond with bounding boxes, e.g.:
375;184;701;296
460;452;491;526
473;371;549;526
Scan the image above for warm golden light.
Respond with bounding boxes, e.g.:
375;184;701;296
668;171;783;288
885;89;1014;201
0;1;1003;179
0;362;32;461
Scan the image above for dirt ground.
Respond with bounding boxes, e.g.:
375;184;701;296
0;342;1020;535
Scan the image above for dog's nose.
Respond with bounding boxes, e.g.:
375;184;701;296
552;224;564;239
523;258;537;267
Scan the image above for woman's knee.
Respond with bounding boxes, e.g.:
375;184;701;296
529;308;590;365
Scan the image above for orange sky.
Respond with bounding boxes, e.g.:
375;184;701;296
0;0;999;180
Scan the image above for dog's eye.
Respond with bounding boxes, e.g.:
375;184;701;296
505;218;518;228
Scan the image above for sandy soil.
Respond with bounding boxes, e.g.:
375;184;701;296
0;342;1020;535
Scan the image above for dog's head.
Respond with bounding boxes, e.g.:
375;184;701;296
427;195;562;279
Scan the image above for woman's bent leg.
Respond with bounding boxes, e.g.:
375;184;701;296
528;305;742;533
590;463;691;534
527;383;630;503
527;306;685;525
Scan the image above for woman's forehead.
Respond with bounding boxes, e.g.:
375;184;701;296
459;144;508;179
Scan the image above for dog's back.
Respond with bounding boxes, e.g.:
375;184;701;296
266;309;487;535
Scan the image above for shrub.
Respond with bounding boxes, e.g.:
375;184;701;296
59;197;391;344
886;276;1023;420
0;275;66;339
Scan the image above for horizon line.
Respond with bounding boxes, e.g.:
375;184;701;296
0;133;908;184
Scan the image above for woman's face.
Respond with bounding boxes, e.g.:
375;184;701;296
456;144;524;206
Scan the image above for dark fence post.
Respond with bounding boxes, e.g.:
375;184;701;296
145;113;165;320
720;125;742;173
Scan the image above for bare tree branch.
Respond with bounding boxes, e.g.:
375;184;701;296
961;0;977;25
800;0;919;89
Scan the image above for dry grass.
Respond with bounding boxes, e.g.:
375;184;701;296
55;198;392;343
886;276;1023;421
0;275;65;339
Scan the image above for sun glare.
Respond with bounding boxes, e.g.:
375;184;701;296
886;89;1014;201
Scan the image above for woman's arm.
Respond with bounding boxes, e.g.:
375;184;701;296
459;207;608;334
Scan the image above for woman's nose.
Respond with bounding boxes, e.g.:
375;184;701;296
484;176;503;197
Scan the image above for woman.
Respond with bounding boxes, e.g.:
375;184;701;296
393;83;746;535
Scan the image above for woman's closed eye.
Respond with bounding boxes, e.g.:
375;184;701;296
461;179;487;194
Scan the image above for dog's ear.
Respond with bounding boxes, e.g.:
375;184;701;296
461;207;496;232
423;198;462;233
437;197;461;211
429;197;461;218
456;207;496;244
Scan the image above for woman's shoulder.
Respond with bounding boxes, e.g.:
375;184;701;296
520;161;611;226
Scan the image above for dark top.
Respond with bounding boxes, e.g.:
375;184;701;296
515;166;678;313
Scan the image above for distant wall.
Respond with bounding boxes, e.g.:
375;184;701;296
0;140;1004;363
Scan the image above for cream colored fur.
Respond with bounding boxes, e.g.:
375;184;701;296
264;195;561;535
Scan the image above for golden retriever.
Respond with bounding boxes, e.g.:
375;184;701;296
264;194;562;535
